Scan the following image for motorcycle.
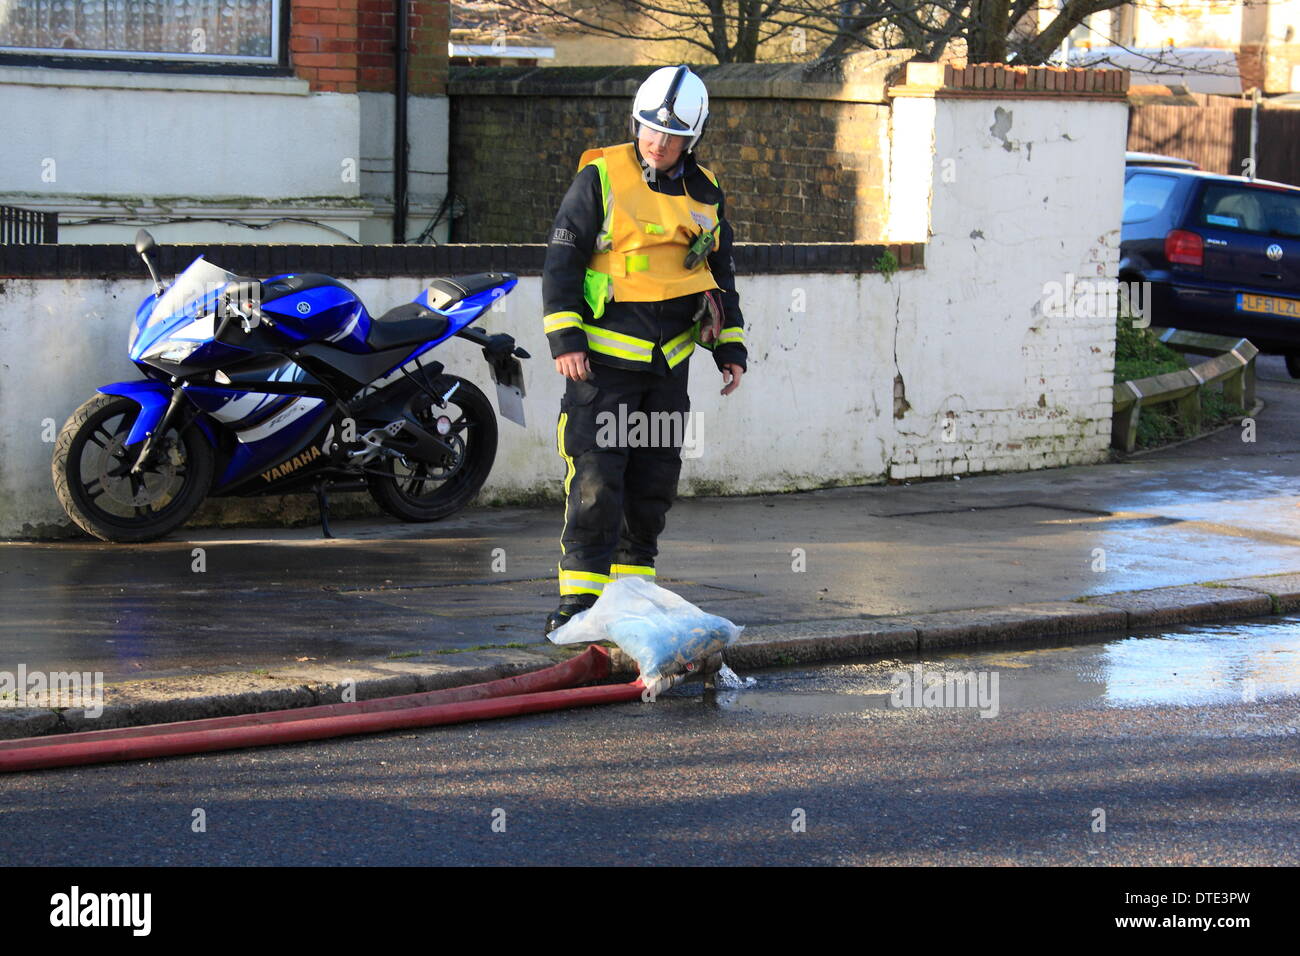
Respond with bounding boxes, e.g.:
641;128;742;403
52;230;529;542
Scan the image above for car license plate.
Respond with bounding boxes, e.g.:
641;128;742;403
1238;293;1300;317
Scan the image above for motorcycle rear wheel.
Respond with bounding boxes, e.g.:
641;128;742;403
52;393;215;542
365;375;498;522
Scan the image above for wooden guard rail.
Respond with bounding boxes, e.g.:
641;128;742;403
1111;328;1258;453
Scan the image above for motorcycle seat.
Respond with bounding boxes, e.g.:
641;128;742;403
366;303;450;350
425;272;512;310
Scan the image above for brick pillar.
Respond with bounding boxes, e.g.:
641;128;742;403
1237;43;1266;94
409;0;449;96
290;0;448;95
290;0;360;93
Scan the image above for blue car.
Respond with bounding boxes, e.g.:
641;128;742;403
1120;167;1300;375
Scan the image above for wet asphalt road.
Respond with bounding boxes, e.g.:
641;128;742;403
3;356;1300;682
3;618;1297;866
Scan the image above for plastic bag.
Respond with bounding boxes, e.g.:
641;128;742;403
549;577;742;686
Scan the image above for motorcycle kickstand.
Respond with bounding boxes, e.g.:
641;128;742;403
315;482;334;539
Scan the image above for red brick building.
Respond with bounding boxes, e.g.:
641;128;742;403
288;0;449;96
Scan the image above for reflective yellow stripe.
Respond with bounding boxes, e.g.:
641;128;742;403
611;563;655;578
587;339;652;362
697;163;723;245
643;223;664;235
544;311;583;334
663;326;696;368
557;412;575;501
585;324;654;347
626;254;649;273
583;323;654;362
560;569;611;597
717;326;744;344
556;412;575;573
582;156;614;252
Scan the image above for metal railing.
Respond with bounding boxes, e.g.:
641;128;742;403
0;205;58;245
1111;328;1258;453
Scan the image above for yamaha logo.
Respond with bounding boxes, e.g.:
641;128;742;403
1266;243;1283;262
297;301;312;314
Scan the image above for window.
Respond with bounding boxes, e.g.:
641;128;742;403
1197;183;1300;239
0;0;280;64
1122;173;1177;224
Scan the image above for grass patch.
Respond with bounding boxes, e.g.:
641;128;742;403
1113;317;1185;382
873;248;899;280
1114;314;1247;449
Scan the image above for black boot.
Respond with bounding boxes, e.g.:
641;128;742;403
544;596;597;638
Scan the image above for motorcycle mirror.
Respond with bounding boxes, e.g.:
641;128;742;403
134;229;158;257
134;229;164;292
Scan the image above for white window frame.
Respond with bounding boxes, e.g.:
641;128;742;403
0;0;283;66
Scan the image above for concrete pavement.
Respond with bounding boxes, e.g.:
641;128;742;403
2;356;1299;738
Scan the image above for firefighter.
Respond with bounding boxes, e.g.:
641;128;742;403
541;64;748;636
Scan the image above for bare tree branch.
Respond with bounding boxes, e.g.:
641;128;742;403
455;0;1256;73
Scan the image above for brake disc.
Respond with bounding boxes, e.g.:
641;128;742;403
94;433;179;508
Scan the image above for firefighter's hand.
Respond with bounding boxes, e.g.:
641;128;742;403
555;351;592;381
720;363;744;396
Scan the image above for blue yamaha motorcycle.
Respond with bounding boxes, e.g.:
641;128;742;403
52;230;528;542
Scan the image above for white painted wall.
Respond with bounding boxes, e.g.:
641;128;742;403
889;96;1125;479
0;89;1126;537
0;67;449;244
357;93;451;244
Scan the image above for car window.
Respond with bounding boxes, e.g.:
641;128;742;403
1123;173;1178;223
1196;183;1300;238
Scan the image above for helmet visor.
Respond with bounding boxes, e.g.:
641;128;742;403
634;105;693;134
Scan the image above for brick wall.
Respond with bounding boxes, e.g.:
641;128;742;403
290;0;447;95
1237;44;1266;94
447;65;894;245
938;63;1129;95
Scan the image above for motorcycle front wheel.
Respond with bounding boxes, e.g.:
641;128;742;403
52;393;215;542
365;375;498;522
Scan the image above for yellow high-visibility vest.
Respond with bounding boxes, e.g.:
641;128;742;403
578;142;722;316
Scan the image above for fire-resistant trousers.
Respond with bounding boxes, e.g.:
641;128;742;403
554;358;692;603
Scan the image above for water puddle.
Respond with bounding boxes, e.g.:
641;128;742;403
702;616;1300;718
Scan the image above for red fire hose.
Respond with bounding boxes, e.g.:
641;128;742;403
0;646;644;774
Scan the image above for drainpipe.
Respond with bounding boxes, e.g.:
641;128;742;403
392;0;410;243
1247;87;1260;181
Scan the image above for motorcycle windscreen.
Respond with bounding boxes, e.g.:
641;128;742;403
131;257;243;353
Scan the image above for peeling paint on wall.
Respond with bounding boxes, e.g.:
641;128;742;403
989;106;1016;151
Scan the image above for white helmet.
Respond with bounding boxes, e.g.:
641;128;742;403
630;65;709;153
